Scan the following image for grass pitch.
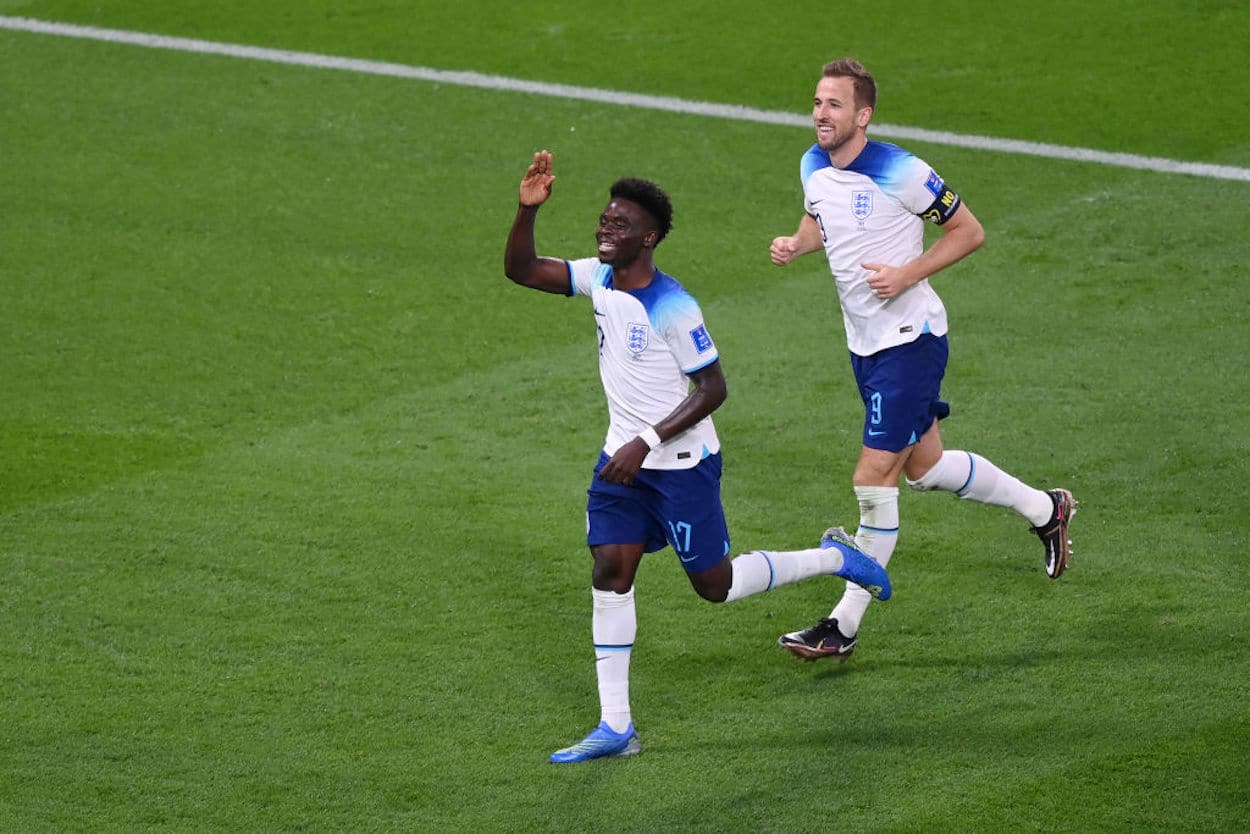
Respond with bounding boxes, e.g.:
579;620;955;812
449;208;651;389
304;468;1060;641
2;2;1248;831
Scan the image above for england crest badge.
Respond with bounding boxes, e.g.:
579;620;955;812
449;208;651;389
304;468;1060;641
851;190;873;225
626;322;649;354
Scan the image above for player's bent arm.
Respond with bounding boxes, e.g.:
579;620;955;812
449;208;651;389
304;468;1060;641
600;362;728;485
770;214;824;266
652;361;728;443
793;213;825;254
503;204;573;294
901;202;985;286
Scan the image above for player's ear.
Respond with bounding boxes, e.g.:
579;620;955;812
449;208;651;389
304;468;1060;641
857;106;874;128
643;230;657;248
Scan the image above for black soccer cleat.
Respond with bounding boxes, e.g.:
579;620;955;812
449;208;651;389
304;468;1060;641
1032;488;1078;579
778;617;857;662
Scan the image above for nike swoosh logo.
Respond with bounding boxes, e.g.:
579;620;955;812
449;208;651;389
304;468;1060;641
593;308;607;317
867;429;886;437
678;552;700;563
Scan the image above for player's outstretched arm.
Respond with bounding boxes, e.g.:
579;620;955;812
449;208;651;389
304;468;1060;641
504;150;573;294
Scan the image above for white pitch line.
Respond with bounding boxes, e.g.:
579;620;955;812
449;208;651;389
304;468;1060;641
4;15;1249;184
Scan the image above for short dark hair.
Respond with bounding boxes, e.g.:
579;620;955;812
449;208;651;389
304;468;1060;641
609;177;674;246
822;57;877;111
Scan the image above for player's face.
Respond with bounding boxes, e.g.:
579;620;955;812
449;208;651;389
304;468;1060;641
596;198;655;267
812;75;870;154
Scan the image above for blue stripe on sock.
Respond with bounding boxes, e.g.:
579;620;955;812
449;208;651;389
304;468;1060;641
594;644;634;652
957;451;976;496
759;550;776;591
857;524;899;535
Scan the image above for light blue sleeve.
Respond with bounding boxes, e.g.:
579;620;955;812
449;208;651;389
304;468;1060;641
567;258;610;298
652;291;718;374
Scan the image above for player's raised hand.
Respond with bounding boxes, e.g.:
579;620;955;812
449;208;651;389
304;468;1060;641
519;150;556;207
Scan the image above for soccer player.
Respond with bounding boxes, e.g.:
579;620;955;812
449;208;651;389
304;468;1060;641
768;59;1078;662
504;150;891;763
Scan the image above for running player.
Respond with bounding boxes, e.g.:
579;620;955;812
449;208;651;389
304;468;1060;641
769;59;1077;662
504;149;891;762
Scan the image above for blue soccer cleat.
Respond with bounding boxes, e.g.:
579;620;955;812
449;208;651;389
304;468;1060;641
549;721;641;764
821;526;891;601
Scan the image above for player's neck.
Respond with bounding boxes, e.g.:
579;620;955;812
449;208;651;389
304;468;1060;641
828;133;869;169
612;260;657;290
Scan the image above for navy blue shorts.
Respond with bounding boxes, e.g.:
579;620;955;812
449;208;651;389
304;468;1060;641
850;334;951;452
586;451;730;573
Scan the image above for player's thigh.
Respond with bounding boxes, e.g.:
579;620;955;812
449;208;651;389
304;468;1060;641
586;453;668;556
652;455;730;574
850;336;949;457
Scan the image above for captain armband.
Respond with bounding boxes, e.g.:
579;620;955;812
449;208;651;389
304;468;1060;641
920;187;961;225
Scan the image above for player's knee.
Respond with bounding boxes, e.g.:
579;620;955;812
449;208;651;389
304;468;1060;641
591;564;633;594
689;572;730;603
696;585;730;603
593;575;634;595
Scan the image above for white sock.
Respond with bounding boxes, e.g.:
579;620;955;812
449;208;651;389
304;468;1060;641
592;587;635;733
723;547;840;603
830;485;899;636
907;450;1052;526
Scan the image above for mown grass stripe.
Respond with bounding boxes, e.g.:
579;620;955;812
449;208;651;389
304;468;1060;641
3;14;1249;183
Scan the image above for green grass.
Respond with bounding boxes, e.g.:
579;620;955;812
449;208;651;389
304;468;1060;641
2;3;1249;831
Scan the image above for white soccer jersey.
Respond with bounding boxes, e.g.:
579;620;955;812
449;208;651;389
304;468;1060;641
566;257;721;470
801;140;962;356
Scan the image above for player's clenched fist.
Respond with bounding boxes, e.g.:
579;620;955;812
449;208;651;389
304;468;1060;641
770;235;801;266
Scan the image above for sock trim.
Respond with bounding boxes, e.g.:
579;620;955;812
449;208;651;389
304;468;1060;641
858;523;899;535
956;451;976;496
758;550;776;591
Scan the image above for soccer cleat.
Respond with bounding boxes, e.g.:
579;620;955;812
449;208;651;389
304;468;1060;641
1032;488;1078;579
549;721;641;764
778;617;857;662
821;526;891;601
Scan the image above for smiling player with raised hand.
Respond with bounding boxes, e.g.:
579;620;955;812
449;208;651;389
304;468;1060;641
504;149;891;763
